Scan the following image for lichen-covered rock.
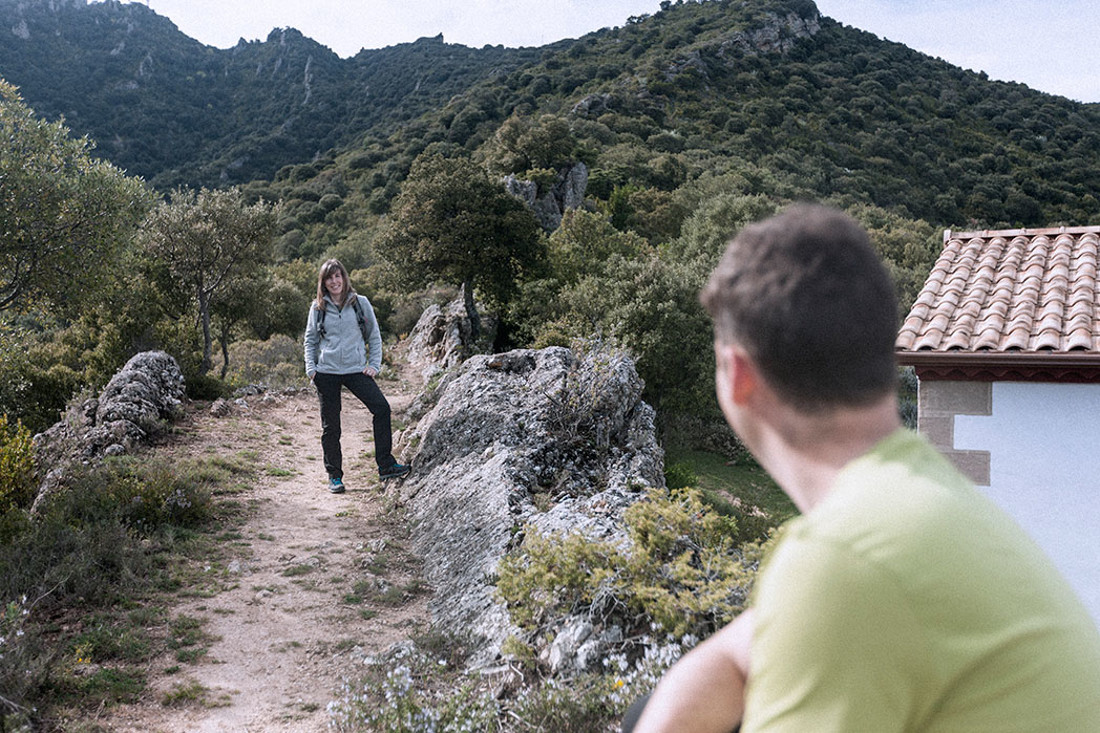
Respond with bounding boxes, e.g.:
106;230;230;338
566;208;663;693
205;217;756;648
31;350;185;511
394;346;664;667
405;293;498;386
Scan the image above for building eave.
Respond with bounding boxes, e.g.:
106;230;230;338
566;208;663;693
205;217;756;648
896;351;1100;383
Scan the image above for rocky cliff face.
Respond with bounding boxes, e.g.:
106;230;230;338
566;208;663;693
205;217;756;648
395;345;664;666
503;162;589;232
404;293;497;384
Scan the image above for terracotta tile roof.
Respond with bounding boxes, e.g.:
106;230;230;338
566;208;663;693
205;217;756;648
896;226;1100;353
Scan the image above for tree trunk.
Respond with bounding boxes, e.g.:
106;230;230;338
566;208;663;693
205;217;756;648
463;279;480;344
198;294;213;376
219;329;230;380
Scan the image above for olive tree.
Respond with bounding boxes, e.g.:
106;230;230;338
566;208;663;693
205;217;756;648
377;153;544;340
138;188;279;376
0;80;151;311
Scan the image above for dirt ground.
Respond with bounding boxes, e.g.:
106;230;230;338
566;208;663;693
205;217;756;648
94;373;428;732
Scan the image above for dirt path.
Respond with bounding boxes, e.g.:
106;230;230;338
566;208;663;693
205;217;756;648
98;374;429;732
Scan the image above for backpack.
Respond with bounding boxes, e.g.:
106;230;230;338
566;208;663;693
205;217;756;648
316;296;372;345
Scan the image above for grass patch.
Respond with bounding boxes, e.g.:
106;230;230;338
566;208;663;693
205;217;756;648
70;617;154;664
282;562;317;577
375;579;428;607
68;667;146;707
664;448;797;541
161;679;210;707
265;466;296;477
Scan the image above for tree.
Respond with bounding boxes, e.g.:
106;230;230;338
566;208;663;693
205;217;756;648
378;153;544;340
0;81;151;312
548;209;651;284
138;188;279;376
485;113;576;175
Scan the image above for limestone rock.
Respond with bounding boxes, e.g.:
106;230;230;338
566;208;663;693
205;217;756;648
405;293;497;384
503;162;589;232
31;350;185;512
717;10;821;60
395;346;664;667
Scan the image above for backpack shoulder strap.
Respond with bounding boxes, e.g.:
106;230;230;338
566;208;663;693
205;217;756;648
350;296;371;344
315;302;328;337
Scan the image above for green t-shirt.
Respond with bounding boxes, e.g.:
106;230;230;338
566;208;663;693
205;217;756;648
743;429;1100;732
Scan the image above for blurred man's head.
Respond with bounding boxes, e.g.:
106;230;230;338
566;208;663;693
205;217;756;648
700;203;899;414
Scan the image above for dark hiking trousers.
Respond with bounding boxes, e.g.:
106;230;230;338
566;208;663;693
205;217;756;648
313;371;396;479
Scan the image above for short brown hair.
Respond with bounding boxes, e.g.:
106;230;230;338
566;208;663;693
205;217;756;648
700;203;898;411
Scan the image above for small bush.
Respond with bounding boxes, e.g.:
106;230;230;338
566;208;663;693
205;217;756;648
0;415;36;514
185;373;230;401
498;487;763;640
328;644;499;733
663;461;697;490
222;335;304;390
0;596;52;725
60;457;214;535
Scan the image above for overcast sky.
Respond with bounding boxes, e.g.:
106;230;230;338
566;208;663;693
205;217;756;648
143;0;1100;104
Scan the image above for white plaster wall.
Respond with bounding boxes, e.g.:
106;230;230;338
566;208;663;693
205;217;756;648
954;382;1100;625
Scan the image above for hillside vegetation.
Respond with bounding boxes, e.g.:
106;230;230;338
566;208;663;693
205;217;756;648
3;0;1099;439
3;0;1099;728
0;0;544;188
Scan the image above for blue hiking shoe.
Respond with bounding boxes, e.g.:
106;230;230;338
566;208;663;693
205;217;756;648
379;463;411;481
328;476;346;494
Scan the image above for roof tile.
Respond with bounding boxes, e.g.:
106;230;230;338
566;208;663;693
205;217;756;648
897;226;1100;355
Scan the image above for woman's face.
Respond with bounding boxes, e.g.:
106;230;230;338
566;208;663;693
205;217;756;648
324;270;345;299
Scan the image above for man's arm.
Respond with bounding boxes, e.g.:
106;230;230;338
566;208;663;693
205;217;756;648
632;609;754;733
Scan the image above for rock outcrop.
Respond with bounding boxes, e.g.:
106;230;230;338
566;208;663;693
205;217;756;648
404;292;497;383
717;10;821;59
394;346;664;667
504;162;589;232
31;350;186;511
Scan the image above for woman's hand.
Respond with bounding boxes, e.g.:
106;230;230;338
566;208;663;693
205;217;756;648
364;366;378;378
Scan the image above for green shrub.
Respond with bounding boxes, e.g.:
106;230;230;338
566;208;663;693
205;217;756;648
663;461;697;490
0;503;149;620
58;457;215;534
0;596;52;727
499;487;763;639
0;415;35;514
222;334;303;389
185;373;230;401
328;645;499;733
0;324;76;433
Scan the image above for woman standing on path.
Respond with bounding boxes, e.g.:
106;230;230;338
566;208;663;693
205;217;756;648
304;259;410;493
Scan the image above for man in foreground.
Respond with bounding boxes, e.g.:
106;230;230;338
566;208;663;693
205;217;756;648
630;204;1100;732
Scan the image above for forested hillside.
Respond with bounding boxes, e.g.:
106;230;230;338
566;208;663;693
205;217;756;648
3;0;1100;433
262;0;1100;247
0;0;544;188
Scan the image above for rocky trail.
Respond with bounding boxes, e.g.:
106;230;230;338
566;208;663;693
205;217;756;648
98;372;429;732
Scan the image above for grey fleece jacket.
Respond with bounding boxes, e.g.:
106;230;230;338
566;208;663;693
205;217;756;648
303;293;383;377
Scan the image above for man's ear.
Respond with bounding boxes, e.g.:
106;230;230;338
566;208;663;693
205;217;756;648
729;347;759;405
716;342;759;405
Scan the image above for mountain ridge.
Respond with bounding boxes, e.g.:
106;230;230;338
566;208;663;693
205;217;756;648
3;0;1099;235
0;0;543;187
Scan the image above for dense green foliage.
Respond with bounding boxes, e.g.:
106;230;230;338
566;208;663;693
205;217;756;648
0;0;544;188
0;80;152;313
498;488;763;640
0;415;34;514
377;152;545;338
